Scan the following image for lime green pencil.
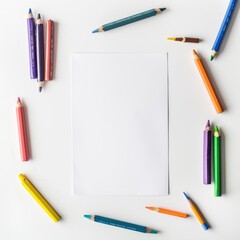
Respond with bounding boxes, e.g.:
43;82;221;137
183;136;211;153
213;126;221;196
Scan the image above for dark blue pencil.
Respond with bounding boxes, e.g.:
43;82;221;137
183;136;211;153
210;0;237;60
36;14;44;92
92;8;166;33
84;215;159;234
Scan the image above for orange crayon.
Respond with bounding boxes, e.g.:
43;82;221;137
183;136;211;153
146;206;188;218
193;50;223;113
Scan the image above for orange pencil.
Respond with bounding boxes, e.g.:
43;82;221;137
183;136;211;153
193;50;223;113
45;20;54;81
145;206;188;218
16;98;29;161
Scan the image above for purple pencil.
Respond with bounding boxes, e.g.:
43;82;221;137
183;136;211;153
27;9;37;79
36;13;45;92
203;120;211;184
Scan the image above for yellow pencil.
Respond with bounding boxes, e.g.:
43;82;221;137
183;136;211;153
18;174;61;222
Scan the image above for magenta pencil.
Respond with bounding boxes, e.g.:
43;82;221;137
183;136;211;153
203;120;211;184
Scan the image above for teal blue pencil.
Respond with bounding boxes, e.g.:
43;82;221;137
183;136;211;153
84;215;160;234
92;8;166;33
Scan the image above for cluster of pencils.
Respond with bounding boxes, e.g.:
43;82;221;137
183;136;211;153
27;9;54;92
203;121;222;197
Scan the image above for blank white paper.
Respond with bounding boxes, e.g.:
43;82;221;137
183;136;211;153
72;53;168;195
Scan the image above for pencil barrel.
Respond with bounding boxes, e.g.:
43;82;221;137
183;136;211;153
214;136;221;196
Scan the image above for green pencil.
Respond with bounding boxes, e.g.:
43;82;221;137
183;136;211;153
92;8;166;33
213;126;221;196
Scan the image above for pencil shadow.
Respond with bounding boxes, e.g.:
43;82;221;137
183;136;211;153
198;52;227;111
212;1;240;60
22;100;32;160
220;130;226;195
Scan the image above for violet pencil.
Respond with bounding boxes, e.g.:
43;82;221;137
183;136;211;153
203;120;211;184
27;8;37;79
36;13;45;92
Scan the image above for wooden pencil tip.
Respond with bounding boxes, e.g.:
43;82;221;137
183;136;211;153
28;8;32;14
192;49;197;55
145;206;154;210
17;97;21;103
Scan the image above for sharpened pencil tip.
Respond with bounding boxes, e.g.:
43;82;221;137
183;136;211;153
145;206;154;210
28;8;32;14
92;29;99;33
160;8;166;11
214;125;219;132
39;87;42;92
210;55;214;61
37;13;41;19
84;215;91;219
17;97;21;103
206;120;210;128
193;49;197;55
183;192;189;200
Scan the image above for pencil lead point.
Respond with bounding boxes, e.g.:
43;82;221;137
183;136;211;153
206;120;210;128
214;125;219;132
39;87;42;92
210;55;214;61
92;29;99;33
160;8;166;11
28;8;32;14
192;49;197;55
84;215;91;219
183;192;189;200
17;97;21;103
37;13;41;19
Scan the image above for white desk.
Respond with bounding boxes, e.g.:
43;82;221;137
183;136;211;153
1;0;240;239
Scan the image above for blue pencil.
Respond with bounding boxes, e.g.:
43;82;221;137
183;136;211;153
210;0;237;61
84;215;159;234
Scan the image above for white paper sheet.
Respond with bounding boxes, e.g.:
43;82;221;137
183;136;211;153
72;53;168;195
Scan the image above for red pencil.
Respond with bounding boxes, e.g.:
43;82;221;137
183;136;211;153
16;98;29;161
44;20;54;81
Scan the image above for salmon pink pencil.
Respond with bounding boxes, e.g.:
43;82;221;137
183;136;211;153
45;20;54;81
16;98;29;161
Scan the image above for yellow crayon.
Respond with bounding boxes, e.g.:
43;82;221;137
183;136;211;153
18;174;61;223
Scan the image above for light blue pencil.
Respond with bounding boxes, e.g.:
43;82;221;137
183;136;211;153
210;0;237;60
84;215;159;234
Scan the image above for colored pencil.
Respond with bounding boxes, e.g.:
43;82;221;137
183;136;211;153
36;13;44;92
27;8;37;79
214;126;221;196
167;37;200;43
203;120;211;184
211;0;237;60
19;174;61;222
45;20;54;81
193;50;223;113
183;192;209;230
145;206;188;218
92;8;166;33
16;98;29;161
84;215;159;234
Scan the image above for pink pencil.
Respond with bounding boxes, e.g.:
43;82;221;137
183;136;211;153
16;98;29;161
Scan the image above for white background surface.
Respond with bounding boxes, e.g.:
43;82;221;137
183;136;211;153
1;0;240;239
